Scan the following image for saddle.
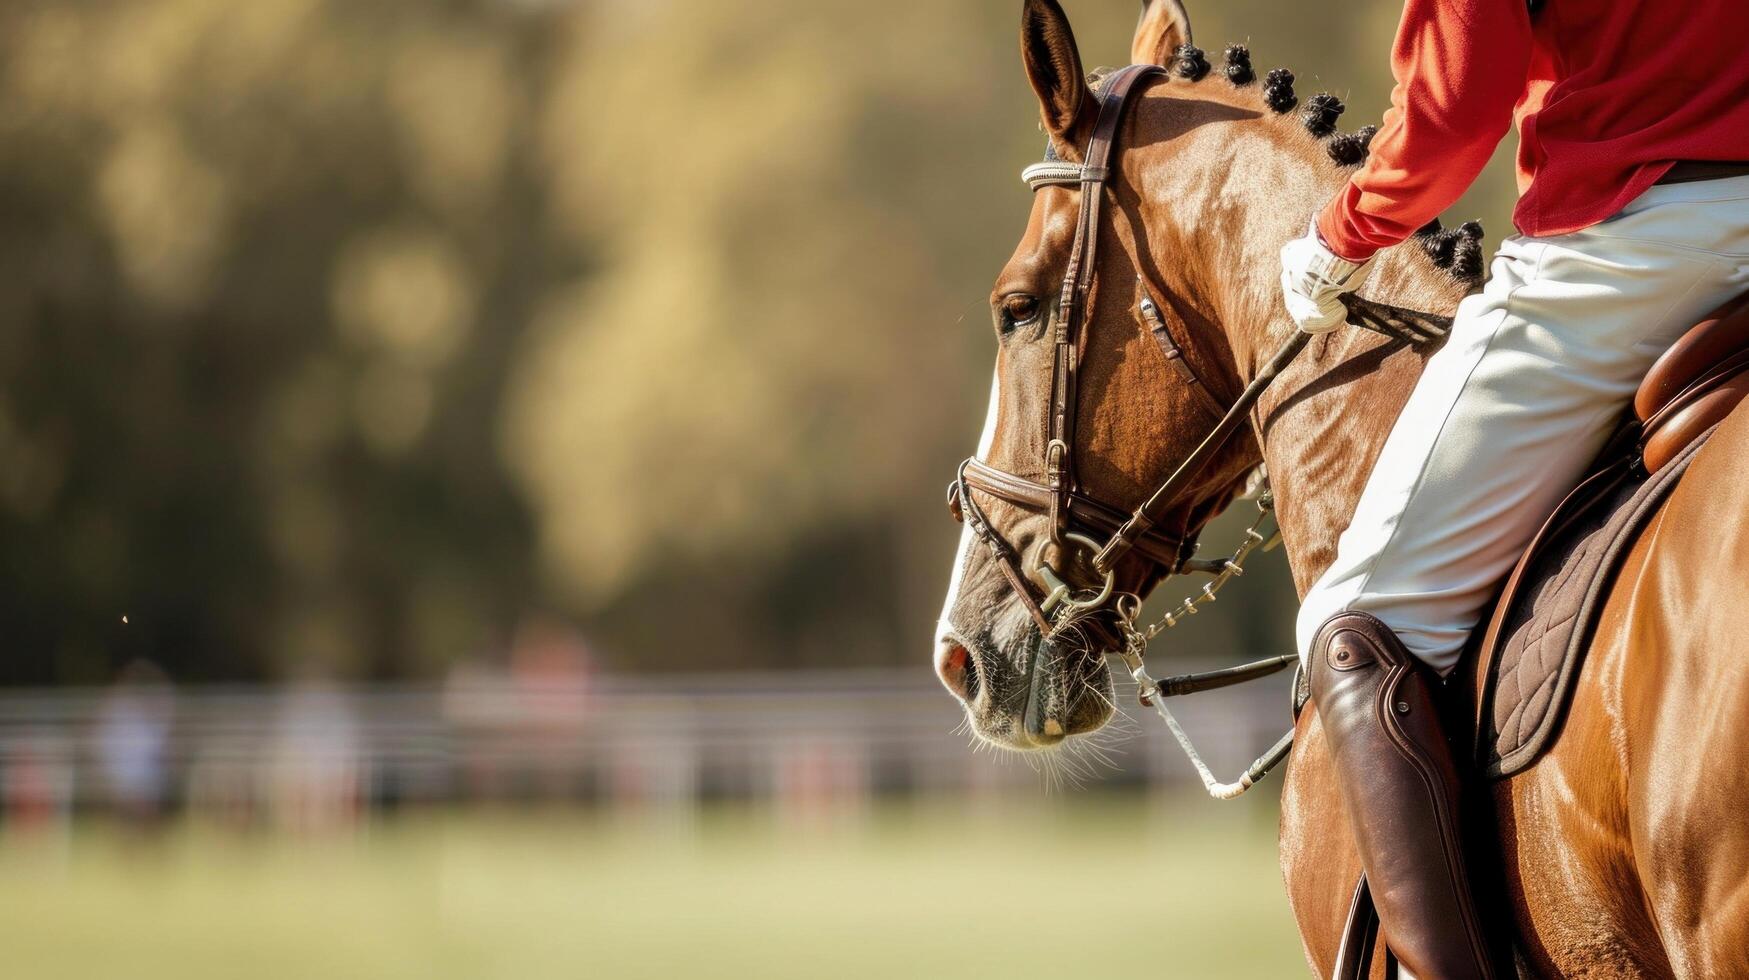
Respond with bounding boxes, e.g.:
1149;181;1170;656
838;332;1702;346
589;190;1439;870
1467;291;1749;778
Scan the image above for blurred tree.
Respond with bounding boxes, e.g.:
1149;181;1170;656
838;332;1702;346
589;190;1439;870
0;0;550;682
0;0;1515;683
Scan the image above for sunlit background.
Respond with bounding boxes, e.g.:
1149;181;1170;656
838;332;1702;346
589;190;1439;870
0;0;1516;976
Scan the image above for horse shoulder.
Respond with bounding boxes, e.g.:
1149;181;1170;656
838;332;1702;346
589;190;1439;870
1278;708;1364;976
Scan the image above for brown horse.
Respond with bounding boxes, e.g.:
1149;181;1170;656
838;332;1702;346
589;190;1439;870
933;1;1749;975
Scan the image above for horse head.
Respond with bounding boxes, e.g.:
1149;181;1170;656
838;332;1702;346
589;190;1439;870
936;0;1476;754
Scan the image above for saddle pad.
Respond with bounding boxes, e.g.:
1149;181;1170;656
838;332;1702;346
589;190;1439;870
1478;428;1713;779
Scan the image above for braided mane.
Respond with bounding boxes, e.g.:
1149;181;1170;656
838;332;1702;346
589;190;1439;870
1157;44;1489;284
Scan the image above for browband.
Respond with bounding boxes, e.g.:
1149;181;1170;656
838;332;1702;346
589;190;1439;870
1021;160;1083;190
1020;70;1147;192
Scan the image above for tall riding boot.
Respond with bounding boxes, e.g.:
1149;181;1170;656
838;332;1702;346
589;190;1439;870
1309;611;1496;980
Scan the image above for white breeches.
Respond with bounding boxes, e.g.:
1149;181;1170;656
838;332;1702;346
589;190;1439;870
1298;175;1749;674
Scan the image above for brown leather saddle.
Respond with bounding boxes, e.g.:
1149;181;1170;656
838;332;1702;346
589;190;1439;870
1465;291;1749;778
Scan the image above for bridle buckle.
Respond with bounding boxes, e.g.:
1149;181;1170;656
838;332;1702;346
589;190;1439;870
1044;439;1068;489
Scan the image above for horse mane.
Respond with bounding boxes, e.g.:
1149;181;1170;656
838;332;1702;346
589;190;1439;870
1093;44;1488;286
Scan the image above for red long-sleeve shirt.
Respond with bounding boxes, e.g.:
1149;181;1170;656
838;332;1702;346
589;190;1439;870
1317;0;1749;262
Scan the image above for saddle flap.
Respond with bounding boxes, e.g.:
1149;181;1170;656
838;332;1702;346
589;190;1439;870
1471;427;1717;779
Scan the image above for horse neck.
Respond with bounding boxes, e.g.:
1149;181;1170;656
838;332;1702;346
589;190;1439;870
1253;291;1448;596
1145;120;1471;597
1243;248;1467;597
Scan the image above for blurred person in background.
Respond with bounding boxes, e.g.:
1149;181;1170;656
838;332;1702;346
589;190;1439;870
1279;0;1749;974
267;676;362;835
92;659;176;828
507;614;595;800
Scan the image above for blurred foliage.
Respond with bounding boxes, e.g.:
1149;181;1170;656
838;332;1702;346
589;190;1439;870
0;0;1515;683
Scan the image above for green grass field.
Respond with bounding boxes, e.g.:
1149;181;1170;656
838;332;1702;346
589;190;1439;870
0;795;1306;979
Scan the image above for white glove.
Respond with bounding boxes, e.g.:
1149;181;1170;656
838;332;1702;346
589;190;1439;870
1280;221;1373;334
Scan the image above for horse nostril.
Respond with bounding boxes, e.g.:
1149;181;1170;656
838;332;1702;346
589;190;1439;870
935;641;975;701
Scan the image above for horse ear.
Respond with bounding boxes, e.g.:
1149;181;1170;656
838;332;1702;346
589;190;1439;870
1131;0;1194;66
1020;0;1096;152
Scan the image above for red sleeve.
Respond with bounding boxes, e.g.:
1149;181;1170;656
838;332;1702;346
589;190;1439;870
1316;0;1533;261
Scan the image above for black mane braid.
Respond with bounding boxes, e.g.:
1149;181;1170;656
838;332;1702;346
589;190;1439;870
1451;235;1484;280
1263;68;1297;113
1173;44;1211;81
1223;45;1254;86
1301;93;1344;138
1167;44;1489;284
1423;228;1459;268
1325;124;1378;166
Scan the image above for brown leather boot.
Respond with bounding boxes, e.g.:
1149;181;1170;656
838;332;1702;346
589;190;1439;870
1309;611;1496;980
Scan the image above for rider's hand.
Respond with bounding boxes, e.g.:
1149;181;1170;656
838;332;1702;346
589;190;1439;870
1280;221;1374;334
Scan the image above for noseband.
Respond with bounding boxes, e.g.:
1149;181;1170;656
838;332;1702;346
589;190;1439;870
946;63;1317;797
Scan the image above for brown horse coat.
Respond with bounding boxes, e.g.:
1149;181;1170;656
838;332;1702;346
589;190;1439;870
939;4;1749;975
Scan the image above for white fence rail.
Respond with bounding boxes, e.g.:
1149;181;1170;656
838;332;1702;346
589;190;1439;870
0;665;1295;823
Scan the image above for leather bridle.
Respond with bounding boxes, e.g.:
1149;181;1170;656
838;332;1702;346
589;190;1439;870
944;63;1457;799
949;64;1185;635
945;63;1321;798
948;64;1308;635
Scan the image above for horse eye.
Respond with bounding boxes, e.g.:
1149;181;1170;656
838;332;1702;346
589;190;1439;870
1000;294;1041;328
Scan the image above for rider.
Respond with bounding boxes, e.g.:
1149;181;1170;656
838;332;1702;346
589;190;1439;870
1278;0;1749;974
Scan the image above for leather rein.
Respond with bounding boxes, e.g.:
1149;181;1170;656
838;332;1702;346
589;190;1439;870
947;63;1329;798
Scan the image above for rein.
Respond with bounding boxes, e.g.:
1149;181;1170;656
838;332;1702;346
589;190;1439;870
949;64;1453;799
